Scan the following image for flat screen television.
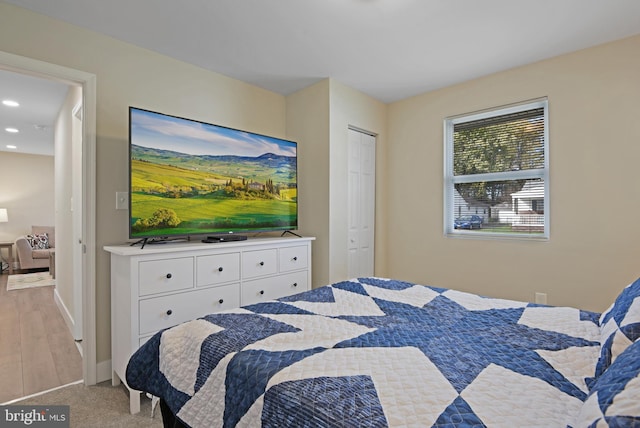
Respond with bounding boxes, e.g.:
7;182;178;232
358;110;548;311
128;107;298;243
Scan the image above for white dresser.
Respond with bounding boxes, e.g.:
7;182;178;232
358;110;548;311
104;236;314;414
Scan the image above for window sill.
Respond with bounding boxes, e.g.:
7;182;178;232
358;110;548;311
445;231;549;242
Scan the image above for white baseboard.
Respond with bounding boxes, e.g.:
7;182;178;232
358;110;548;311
53;287;76;339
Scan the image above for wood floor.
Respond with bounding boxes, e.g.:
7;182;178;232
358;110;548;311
0;273;82;403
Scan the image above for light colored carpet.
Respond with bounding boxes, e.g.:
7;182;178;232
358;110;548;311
7;272;55;291
9;381;163;427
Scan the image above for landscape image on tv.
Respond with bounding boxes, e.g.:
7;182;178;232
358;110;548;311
129;107;297;238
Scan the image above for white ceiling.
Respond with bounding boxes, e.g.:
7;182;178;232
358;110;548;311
2;0;640;154
0;69;69;156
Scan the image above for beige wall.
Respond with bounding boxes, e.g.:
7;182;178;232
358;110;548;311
328;80;388;282
0;3;287;366
387;34;640;312
0;152;55;249
285;79;388;287
286;80;331;287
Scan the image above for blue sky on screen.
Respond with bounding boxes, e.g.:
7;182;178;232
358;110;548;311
130;108;296;157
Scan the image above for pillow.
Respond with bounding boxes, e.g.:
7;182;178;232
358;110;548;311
574;339;640;427
594;278;640;379
26;232;49;250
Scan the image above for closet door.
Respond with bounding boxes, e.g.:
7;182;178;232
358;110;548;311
347;128;376;278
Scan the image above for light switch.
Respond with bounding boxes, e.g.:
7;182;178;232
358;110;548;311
116;191;128;210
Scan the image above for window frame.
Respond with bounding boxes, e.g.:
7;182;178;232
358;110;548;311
443;98;549;240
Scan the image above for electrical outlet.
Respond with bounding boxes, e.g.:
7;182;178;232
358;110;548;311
535;292;547;305
116;191;128;210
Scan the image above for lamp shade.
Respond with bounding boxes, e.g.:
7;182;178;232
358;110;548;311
0;208;8;223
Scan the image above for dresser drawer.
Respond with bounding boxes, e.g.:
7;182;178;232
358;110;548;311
279;245;308;272
242;271;308;305
196;252;240;287
139;257;194;296
242;249;277;279
139;283;240;335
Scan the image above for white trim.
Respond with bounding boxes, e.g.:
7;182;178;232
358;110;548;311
81;72;98;386
446;230;551;242
542;99;551;238
443;118;454;236
0;51;98;386
447;98;548;124
53;287;75;338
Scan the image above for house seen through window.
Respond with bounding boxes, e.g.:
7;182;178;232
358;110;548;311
444;99;549;238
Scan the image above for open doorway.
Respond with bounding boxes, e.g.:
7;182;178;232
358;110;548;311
0;51;97;395
0;68;82;402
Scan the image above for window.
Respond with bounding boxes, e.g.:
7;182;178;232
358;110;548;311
444;99;548;238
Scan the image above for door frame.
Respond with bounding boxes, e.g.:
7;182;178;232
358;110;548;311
0;51;97;385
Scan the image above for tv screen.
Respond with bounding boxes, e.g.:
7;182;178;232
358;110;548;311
128;107;298;240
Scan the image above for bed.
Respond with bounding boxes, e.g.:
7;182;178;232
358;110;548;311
126;276;640;427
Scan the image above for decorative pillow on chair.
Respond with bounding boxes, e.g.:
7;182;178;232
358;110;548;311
574;339;640;426
26;232;49;250
594;277;640;379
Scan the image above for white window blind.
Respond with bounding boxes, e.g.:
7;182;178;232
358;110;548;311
444;99;549;238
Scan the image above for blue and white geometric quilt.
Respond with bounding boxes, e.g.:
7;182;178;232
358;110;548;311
126;277;601;427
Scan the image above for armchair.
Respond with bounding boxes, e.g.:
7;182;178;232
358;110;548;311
15;226;55;270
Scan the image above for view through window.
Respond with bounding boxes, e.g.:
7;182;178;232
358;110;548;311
444;99;549;238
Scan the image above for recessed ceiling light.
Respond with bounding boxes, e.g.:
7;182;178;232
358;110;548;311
2;99;19;107
6;145;17;149
5;127;19;133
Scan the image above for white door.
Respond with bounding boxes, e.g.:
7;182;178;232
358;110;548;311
72;101;83;341
347;129;376;278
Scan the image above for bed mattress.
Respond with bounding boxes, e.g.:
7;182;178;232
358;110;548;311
126;277;601;427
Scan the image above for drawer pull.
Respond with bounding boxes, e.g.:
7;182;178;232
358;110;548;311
218;299;224;304
259;261;265;266
292;256;298;261
292;282;298;287
166;309;173;316
218;267;224;272
166;273;172;279
259;290;265;295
